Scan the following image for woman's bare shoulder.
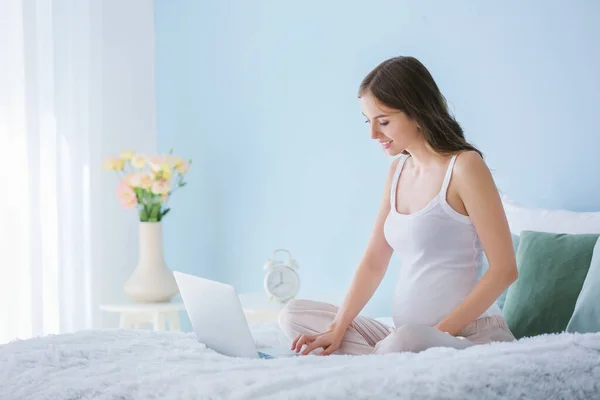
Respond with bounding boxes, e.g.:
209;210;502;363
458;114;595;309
453;151;488;176
453;150;495;194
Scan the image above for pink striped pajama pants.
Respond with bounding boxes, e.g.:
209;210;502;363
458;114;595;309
278;299;515;355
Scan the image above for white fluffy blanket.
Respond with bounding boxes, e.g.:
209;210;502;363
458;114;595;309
1;322;599;400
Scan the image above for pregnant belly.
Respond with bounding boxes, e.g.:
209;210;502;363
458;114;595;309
391;271;476;328
392;288;464;328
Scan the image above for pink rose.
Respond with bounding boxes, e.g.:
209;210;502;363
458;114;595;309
116;178;137;209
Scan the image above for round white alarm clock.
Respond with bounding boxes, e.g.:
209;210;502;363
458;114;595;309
263;249;300;303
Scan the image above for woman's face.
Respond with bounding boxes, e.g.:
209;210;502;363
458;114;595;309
360;92;420;156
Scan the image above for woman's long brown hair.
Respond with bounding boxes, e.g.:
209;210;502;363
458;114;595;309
359;56;483;158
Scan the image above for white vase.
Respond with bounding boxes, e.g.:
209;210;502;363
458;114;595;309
124;222;178;303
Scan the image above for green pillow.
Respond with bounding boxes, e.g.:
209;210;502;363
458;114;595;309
566;237;600;333
503;230;599;339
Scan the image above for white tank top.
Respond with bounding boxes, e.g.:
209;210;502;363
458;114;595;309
384;154;502;328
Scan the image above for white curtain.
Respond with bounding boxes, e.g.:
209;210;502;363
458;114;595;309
0;0;158;344
0;0;103;343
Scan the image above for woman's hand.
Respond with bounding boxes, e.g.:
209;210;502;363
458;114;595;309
291;326;345;356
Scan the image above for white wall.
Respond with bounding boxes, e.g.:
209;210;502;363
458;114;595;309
93;0;158;328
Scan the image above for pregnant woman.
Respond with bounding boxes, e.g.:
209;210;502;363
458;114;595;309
278;56;518;356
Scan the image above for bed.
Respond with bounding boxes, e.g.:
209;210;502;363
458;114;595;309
1;320;599;400
2;198;600;399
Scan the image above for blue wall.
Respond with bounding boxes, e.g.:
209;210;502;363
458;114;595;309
155;0;600;329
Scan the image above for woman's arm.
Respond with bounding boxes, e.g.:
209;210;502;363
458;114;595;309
328;158;400;334
435;151;518;336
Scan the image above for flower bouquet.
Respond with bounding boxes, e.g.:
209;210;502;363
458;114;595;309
103;149;191;221
103;149;192;303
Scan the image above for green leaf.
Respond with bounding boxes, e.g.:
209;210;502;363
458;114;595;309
140;208;149;222
158;208;171;221
143;191;153;206
148;204;160;222
133;188;144;203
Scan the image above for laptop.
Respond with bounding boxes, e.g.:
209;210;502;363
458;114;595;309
174;271;300;359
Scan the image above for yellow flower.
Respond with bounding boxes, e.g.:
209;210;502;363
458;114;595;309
131;154;147;169
176;161;189;174
170;156;182;166
161;164;173;180
150;156;173;181
171;156;190;174
119;150;136;161
151;179;171;196
102;156;125;171
167;155;179;168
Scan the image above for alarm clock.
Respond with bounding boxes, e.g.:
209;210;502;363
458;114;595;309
263;249;300;303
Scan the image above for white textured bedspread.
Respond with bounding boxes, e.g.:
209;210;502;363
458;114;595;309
1;322;599;400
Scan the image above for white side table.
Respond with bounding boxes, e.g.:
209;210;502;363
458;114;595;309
100;302;185;331
238;292;289;323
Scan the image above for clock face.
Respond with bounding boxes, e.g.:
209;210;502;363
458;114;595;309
266;266;299;299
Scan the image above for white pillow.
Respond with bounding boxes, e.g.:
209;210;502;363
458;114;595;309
501;195;600;235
